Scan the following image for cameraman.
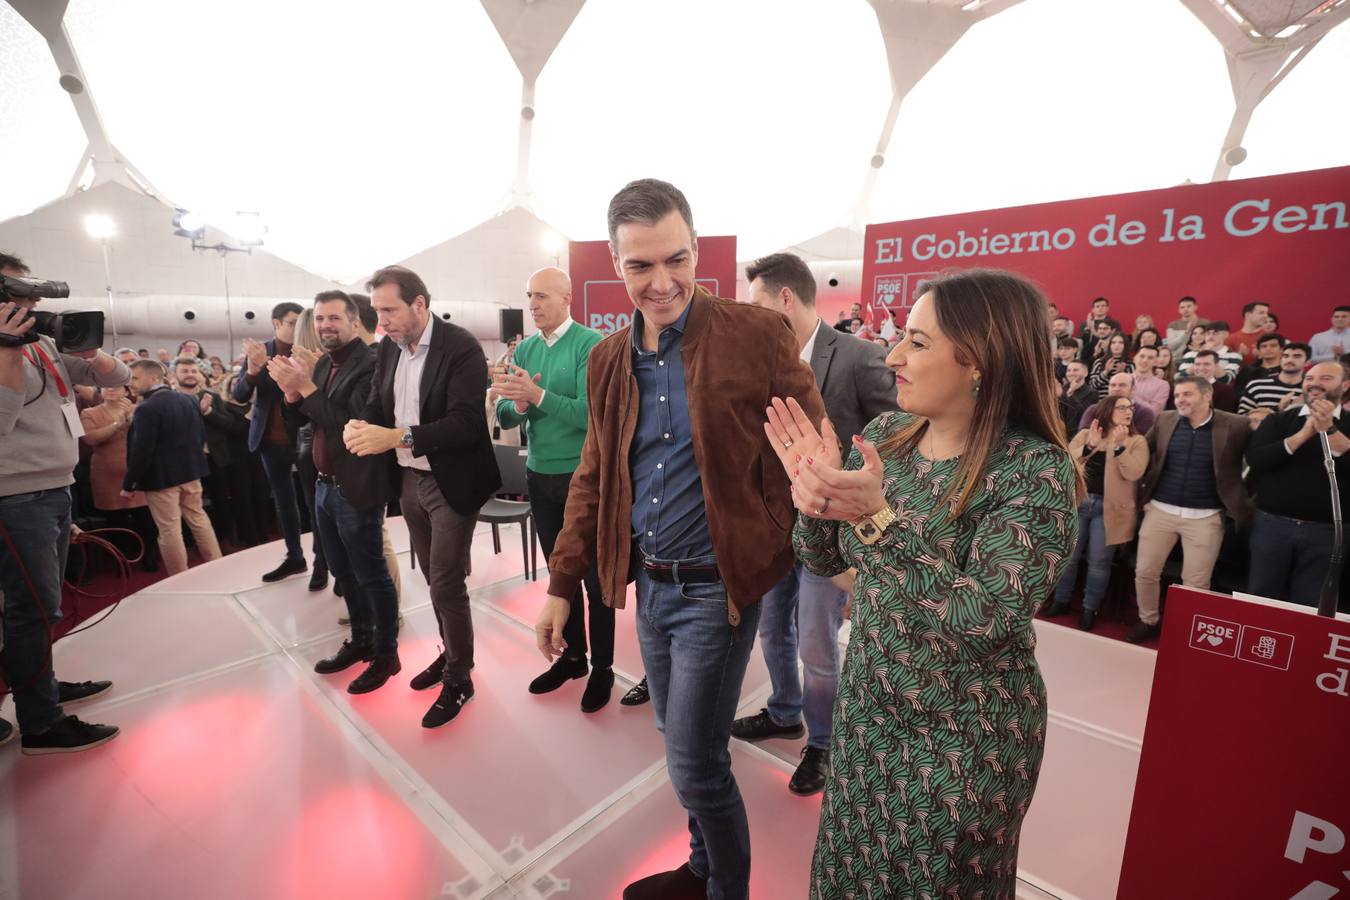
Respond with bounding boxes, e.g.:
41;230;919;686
0;252;121;755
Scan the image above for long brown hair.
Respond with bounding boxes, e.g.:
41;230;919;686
879;268;1085;518
1091;395;1138;437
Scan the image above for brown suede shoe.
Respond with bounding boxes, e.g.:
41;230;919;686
622;863;707;900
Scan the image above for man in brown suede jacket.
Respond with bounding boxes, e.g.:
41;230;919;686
534;179;824;900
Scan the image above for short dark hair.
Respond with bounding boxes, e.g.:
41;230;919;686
1206;320;1231;332
271;301;303;323
1057;337;1079;350
1256;332;1285;348
351;292;378;333
1178;295;1196;305
606;178;695;247
1194;349;1219;363
1242;301;1269;316
1335;305;1350;314
1174;374;1212;394
0;251;29;274
1053;315;1070;325
1268;312;1279;326
314;289;358;319
1092;296;1109;306
367;266;430;306
1285;341;1311;358
130;359;166;379
745;252;817;307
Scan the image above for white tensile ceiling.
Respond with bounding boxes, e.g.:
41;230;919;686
0;0;1346;284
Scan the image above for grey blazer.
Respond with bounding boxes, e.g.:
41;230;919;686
806;319;899;448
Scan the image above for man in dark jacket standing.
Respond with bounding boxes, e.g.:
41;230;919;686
124;360;222;575
172;355;241;547
272;291;401;694
344;266;501;728
535;180;825;900
233;301;308;582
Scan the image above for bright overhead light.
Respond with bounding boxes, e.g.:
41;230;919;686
173;208;206;240
542;231;564;255
84;213;116;240
232;211;267;247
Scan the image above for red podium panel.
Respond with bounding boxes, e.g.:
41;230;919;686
569;236;738;336
1118;587;1350;899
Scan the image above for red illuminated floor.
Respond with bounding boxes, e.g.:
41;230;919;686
1;518;1149;899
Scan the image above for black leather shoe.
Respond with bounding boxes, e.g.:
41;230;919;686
1126;620;1162;643
347;654;402;695
581;667;614;713
422;681;474;729
20;715;119;756
307;567;329;592
410;651;446;691
789;746;831;796
314;640;373;675
1078;609;1098;631
58;679;113;705
528;656;587;695
731;708;805;743
262;557;307;583
620;676;650;707
1044;601;1072;617
622;863;707;899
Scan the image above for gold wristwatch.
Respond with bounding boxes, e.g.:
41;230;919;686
851;504;896;545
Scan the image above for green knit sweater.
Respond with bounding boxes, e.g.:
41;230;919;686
495;320;604;474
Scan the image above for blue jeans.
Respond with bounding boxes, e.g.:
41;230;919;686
757;563;847;750
0;487;71;733
314;481;399;655
636;562;761;900
1247;510;1336;606
259;441;303;560
1054;494;1114;611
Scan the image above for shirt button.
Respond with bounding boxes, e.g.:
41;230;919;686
657;463;663;470
659;396;666;402
647;531;653;536
652;497;659;503
663;433;670;439
658;360;665;366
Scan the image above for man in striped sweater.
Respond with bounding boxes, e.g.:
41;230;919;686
1239;342;1310;414
493;267;613;712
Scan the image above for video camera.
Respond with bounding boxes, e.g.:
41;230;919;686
0;274;105;353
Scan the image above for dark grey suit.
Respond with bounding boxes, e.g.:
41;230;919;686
805;319;899;447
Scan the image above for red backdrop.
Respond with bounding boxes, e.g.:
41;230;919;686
568;236;738;336
1118;588;1350;899
861;166;1350;342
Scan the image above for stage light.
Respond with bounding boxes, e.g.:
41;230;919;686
173;209;206;240
84;213;116;240
232;212;267;247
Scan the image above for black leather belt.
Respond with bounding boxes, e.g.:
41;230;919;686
316;472;338;485
640;559;722;585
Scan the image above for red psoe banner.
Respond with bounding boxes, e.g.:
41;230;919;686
568;236;738;336
862;166;1350;341
1117;587;1350;899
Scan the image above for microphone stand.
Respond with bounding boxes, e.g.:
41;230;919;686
1318;430;1343;618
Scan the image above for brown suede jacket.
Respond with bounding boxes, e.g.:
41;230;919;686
546;286;825;626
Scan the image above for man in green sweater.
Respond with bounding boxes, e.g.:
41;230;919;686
493;267;612;712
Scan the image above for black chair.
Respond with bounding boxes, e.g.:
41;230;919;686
479;443;538;580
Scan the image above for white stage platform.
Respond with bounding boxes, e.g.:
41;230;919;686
0;519;1154;899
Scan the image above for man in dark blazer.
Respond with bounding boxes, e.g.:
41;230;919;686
344;266;501;728
730;252;898;797
123;359;222;575
232;301;309;583
1130;375;1254;642
271;291;402;694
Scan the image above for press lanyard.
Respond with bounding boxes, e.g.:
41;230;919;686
24;343;69;399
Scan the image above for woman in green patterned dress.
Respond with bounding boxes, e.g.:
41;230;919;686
764;270;1082;899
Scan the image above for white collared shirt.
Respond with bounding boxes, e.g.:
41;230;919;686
800;319;823;363
540;315;573;348
394;318;434;471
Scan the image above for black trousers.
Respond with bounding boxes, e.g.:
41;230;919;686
527;469;612;669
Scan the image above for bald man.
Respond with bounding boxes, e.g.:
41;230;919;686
1246;361;1350;605
492;268;613;711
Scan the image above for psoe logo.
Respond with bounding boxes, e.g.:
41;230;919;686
873;275;905;309
1190;615;1241;658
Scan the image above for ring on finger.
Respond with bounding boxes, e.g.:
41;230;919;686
815;497;830;515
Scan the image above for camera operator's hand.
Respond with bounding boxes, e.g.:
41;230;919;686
0;301;35;346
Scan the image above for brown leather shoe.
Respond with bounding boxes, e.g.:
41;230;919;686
622;863;706;899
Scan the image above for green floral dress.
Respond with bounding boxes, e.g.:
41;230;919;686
795;412;1078;900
